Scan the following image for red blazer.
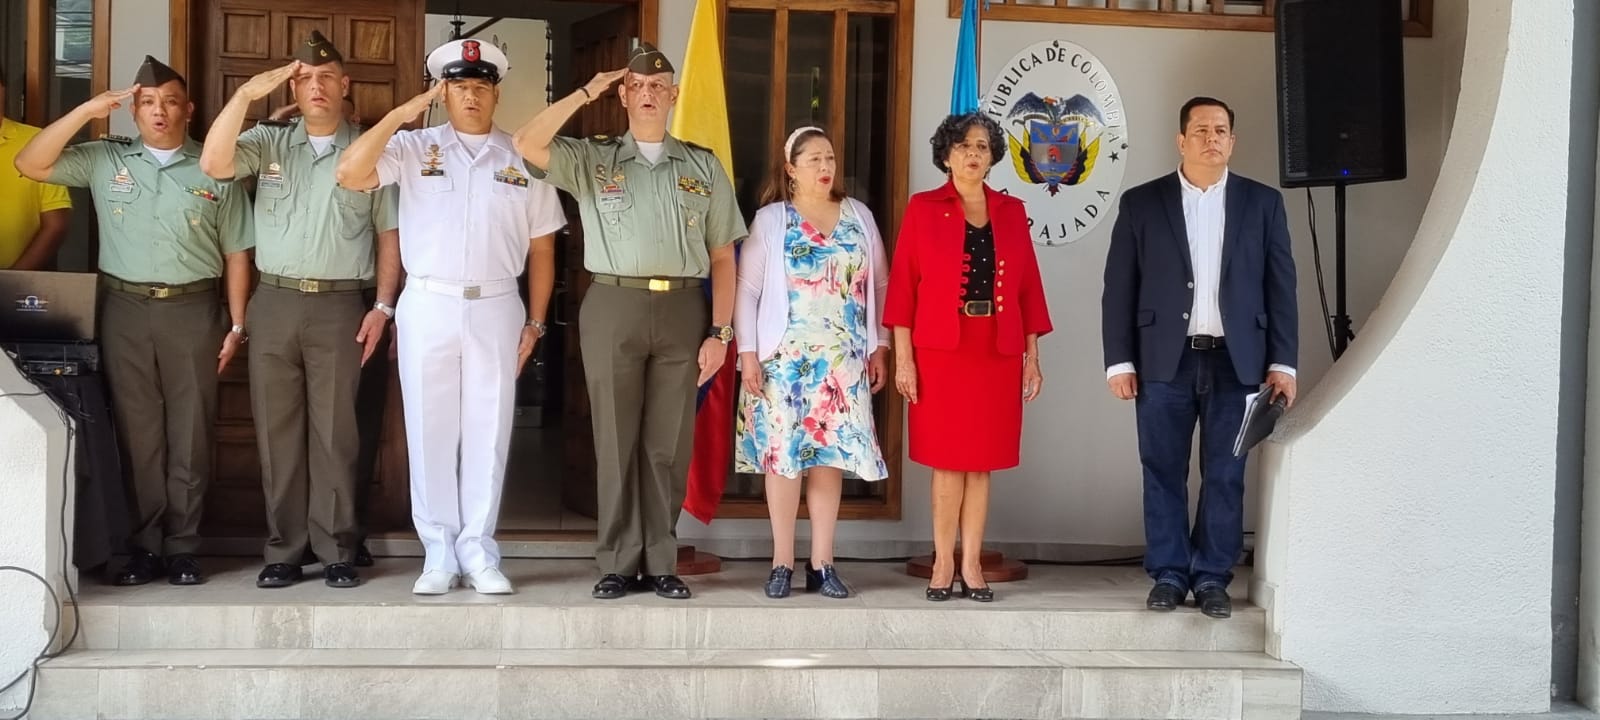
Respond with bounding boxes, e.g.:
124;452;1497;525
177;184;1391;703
884;181;1053;354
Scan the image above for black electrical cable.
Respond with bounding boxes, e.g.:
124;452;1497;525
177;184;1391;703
1305;188;1339;357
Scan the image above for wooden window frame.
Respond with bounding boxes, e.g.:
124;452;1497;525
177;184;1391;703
21;0;111;135
713;0;914;522
951;0;1433;38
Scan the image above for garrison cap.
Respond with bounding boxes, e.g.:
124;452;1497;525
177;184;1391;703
627;42;674;75
133;56;184;87
426;38;508;84
295;30;343;66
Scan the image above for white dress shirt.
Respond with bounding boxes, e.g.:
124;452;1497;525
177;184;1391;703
1106;168;1294;380
376;123;566;283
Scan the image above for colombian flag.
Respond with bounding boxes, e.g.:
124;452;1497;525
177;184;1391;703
672;0;736;524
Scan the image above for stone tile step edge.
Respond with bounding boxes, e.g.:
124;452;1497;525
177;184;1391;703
44;648;1299;672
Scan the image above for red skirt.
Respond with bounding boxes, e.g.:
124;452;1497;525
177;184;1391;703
908;315;1025;471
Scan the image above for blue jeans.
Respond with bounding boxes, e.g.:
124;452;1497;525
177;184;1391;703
1135;348;1254;593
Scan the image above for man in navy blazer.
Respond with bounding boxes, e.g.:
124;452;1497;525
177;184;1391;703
1101;97;1298;619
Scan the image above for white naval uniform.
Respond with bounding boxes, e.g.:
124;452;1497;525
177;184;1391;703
375;123;566;575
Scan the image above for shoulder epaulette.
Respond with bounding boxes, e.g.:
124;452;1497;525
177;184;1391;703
101;134;133;145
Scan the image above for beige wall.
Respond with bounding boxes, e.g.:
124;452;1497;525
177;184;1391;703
422;15;551;132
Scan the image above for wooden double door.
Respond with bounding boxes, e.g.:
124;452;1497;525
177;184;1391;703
181;0;638;540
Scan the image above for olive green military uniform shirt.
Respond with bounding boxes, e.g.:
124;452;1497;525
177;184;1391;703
49;137;254;284
234;119;400;281
540;132;746;278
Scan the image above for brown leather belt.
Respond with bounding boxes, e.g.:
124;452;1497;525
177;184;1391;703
960;300;993;317
260;272;372;293
101;275;217;299
591;273;704;292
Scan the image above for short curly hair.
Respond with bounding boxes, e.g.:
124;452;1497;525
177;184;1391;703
930;112;1006;173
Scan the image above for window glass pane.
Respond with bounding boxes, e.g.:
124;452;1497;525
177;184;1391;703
51;0;94;138
1;2;23;120
726;10;774;225
783;12;831;131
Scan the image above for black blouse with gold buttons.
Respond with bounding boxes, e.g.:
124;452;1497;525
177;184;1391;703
961;222;996;303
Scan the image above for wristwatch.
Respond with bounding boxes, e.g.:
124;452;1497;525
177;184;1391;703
709;324;733;344
373;300;395;318
229;324;248;341
525;318;548;337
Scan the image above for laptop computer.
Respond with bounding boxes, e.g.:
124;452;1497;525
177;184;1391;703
0;269;99;343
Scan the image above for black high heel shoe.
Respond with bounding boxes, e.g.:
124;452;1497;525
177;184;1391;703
925;584;953;601
956;574;994;603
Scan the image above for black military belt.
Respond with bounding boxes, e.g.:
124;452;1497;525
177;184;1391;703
1188;334;1226;351
960;300;993;317
591;274;705;292
102;275;217;299
260;273;372;293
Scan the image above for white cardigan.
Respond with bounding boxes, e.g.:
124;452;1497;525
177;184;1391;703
734;198;891;360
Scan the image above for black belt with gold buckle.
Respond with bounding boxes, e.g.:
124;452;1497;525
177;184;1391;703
961;300;993;317
1188;335;1226;351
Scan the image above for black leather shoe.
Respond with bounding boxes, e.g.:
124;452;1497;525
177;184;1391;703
1146;583;1185;611
592;573;629;599
354;544;375;568
1194;586;1232;619
805;563;850;599
324;563;362;588
114;551;162;586
256;563;303;589
651;574;692;599
765;566;794;599
168;554;205;586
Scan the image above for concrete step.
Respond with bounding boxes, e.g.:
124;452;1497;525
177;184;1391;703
33;647;1301;720
65;560;1264;652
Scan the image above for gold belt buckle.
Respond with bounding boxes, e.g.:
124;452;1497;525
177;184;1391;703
297;278;319;293
147;285;172;299
647;278;672;292
463;285;482;299
963;300;992;316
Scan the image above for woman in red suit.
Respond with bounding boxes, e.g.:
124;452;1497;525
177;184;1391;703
884;112;1053;602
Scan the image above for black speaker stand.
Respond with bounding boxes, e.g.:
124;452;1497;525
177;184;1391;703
1332;182;1355;358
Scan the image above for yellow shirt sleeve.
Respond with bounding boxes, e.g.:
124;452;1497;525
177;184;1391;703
37;180;72;213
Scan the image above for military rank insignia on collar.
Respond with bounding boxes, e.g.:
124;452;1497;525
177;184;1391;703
421;144;446;177
102;134;134;145
494;165;530;188
185;186;218;202
676;176;711;197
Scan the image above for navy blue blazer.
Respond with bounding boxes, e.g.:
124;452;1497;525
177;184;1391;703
1100;171;1298;386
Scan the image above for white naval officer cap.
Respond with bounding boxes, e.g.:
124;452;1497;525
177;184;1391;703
426;38;509;84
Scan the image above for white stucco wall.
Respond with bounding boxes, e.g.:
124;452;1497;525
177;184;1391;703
107;0;168;139
674;0;1468;555
1579;60;1600;714
1254;0;1568;712
0;363;73;715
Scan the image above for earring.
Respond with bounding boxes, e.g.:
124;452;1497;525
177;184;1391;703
788;178;797;194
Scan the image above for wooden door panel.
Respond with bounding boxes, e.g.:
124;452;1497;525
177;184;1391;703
190;0;424;540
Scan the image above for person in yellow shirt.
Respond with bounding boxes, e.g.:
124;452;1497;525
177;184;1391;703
0;64;72;269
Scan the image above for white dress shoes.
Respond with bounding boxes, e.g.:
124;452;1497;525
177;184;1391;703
465;566;514;594
412;570;458;595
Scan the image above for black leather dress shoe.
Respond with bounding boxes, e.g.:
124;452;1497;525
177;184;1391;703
1194;586;1232;619
1146;583;1185;611
256;563;303;589
324;563;362;588
354;544;375;568
592;573;629;599
114;551;163;586
651;574;692;599
168;554;205;586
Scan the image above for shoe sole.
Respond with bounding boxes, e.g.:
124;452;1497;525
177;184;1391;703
592;591;626;599
1146;603;1177;612
256;579;300;589
169;577;205;586
325;579;363;588
412;582;456;595
469;584;513;595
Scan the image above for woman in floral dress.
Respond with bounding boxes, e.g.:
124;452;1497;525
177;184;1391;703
734;126;890;599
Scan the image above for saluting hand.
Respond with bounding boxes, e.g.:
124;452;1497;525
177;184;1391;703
516;326;539;376
581;68;628;103
396;83;444;123
82;85;140;119
868;348;889;394
237;61;301;102
355;309;389;366
895;358;919;404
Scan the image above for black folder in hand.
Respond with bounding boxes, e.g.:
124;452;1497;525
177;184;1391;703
1232;390;1289;457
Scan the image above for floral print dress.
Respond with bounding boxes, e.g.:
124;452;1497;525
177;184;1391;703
735;203;888;481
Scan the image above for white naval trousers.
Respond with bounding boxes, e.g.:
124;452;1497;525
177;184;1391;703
395;277;523;575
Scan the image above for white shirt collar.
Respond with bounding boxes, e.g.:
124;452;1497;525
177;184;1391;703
1178;166;1230;194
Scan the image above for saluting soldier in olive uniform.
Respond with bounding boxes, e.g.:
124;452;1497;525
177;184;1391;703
15;56;254;587
514;43;747;600
200;31;400;590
